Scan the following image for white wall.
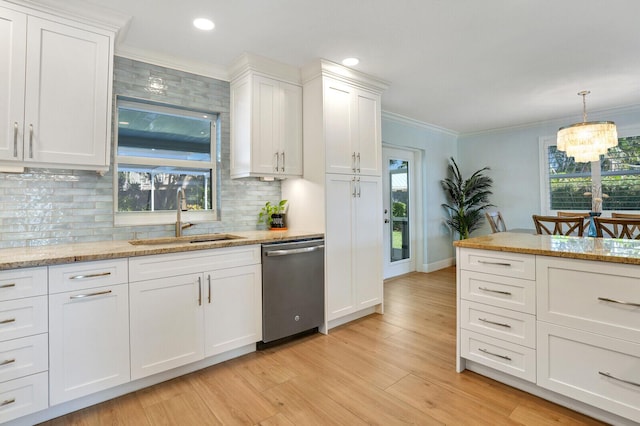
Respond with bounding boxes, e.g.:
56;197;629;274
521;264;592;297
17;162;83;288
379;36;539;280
457;105;640;236
381;112;458;271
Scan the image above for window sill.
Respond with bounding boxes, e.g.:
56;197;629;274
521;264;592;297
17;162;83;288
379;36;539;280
114;211;217;227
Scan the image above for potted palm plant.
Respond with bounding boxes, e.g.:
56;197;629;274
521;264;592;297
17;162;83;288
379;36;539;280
258;200;288;230
441;157;494;239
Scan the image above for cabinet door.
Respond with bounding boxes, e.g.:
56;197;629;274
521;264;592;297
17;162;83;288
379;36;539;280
204;264;262;356
325;174;355;320
280;81;302;176
0;6;26;162
353;176;383;308
354;89;381;176
130;274;204;380
324;78;356;175
49;283;129;405
24;16;111;166
251;75;279;174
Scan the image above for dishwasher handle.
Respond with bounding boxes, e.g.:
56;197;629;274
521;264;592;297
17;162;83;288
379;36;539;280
265;245;324;257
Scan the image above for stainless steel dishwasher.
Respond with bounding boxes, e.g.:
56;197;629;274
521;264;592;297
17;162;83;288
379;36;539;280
259;238;324;347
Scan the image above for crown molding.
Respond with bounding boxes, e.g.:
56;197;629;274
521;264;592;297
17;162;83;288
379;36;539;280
115;46;230;82
381;111;458;137
228;53;301;84
301;59;390;94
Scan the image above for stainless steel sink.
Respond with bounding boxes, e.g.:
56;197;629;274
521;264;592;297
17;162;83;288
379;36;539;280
128;233;245;245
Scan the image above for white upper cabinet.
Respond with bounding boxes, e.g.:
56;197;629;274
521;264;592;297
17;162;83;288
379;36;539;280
0;2;115;172
324;77;382;176
230;54;303;179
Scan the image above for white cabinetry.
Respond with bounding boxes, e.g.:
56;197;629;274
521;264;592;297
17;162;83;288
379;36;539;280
0;1;114;172
0;266;48;423
129;245;261;380
326;174;382;320
283;59;388;329
457;248;537;382
230;54;302;178
537;256;640;423
48;259;130;405
323;77;381;176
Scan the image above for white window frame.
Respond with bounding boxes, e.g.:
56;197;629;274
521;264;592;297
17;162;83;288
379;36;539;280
113;98;218;227
539;124;640;215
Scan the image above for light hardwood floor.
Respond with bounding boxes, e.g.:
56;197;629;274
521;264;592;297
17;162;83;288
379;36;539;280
41;268;605;425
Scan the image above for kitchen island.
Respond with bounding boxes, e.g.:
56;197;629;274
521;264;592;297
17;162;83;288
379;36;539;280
454;232;640;425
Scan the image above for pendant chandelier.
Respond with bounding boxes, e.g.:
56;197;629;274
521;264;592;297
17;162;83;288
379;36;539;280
557;91;617;163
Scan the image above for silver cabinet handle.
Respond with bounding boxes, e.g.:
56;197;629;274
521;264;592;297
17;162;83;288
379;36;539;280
478;318;512;328
274;152;279;172
351;152;356;172
599;371;640;387
265;245;324;257
478;260;512;267
0;283;16;289
356;152;361;173
478;287;512;296
13;122;18;157
207;275;211;304
28;124;33;158
598;297;640;308
0;398;15;407
198;276;202;306
0;358;15;366
0;318;16;324
478;347;512;361
281;152;285;172
70;289;112;300
356;177;361;198
351;177;357;198
69;272;111;280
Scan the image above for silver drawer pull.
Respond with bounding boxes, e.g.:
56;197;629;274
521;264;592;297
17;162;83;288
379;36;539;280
598;297;640;308
0;398;15;407
69;272;111;280
478;348;512;361
478;260;512;267
0;283;16;289
599;371;640;387
478;287;512;296
478;318;512;328
0;359;15;366
0;318;15;324
70;290;112;300
13;122;18;157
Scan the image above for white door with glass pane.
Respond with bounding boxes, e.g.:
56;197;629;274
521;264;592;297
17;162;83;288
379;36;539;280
383;147;416;278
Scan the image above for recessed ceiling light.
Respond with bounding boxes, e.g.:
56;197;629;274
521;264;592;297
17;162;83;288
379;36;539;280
342;57;359;67
193;18;215;31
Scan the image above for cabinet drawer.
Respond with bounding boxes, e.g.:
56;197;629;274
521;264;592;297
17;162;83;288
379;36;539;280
537;256;640;343
459;248;535;280
129;245;260;282
538;322;640;423
460;329;536;382
460;300;536;348
0;334;47;384
0;267;47;301
460;270;535;314
49;259;128;294
0;371;48;424
0;296;47;342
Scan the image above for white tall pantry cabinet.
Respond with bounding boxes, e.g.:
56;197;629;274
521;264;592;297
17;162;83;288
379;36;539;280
283;60;389;328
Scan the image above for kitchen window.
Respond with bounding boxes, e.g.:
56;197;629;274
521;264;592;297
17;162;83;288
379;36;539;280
540;129;640;213
114;98;219;226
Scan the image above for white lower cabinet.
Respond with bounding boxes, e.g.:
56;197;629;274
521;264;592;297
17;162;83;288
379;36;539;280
129;245;262;380
0;372;48;423
48;260;130;405
129;273;204;380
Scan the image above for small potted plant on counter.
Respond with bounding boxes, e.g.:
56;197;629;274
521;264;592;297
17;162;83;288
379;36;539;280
258;200;288;230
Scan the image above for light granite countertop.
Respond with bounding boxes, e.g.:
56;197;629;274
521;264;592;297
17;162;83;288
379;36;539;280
0;230;324;270
453;232;640;265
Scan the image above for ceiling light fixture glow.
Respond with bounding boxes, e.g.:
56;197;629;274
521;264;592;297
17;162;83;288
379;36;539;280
193;18;215;31
342;57;359;67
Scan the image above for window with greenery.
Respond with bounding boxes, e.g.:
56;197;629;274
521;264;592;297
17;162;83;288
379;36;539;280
544;135;640;212
115;98;218;225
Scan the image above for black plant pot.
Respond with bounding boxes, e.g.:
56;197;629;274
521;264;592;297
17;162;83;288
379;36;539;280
269;213;286;230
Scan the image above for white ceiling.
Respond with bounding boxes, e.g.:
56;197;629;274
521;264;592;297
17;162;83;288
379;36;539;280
38;0;640;134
